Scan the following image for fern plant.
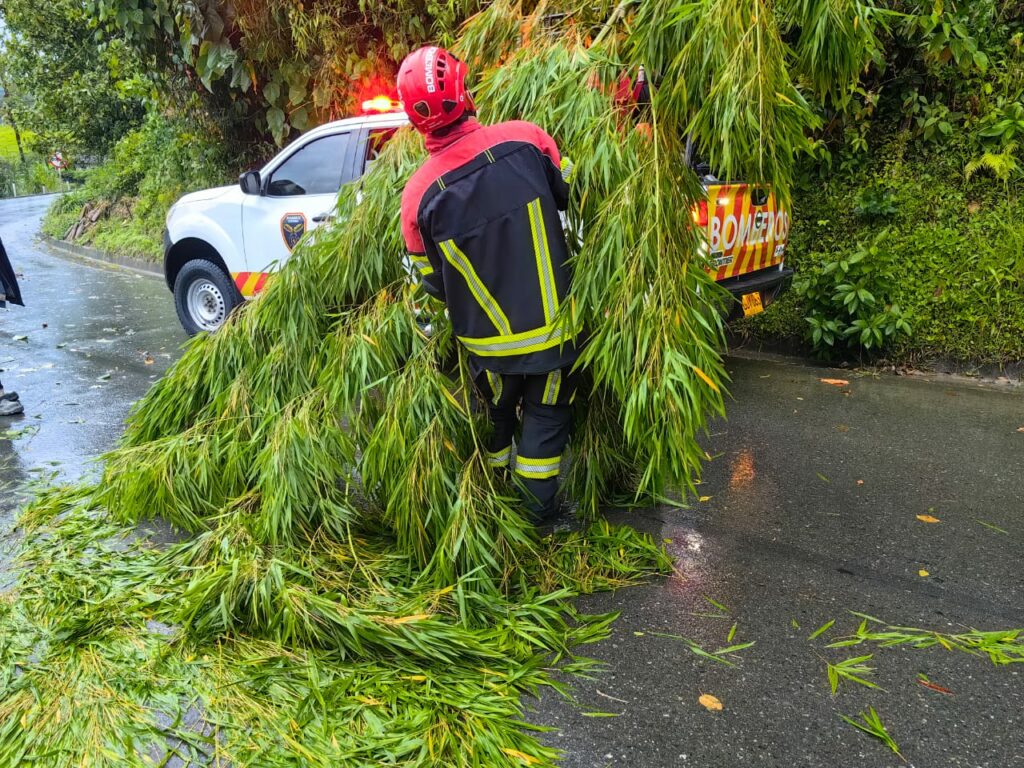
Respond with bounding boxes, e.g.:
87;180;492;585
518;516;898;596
965;141;1021;184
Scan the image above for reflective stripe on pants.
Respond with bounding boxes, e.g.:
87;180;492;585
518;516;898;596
477;366;577;521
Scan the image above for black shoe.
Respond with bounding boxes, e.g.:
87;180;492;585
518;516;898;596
534;502;581;536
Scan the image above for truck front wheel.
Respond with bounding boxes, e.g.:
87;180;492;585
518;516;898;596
173;259;242;335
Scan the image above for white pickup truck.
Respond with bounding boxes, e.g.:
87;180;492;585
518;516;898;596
165;105;792;334
163;104;407;334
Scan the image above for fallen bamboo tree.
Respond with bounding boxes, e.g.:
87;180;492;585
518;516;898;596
0;1;886;764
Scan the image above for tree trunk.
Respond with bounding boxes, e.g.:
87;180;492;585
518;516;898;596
8;110;26;164
0;76;27;164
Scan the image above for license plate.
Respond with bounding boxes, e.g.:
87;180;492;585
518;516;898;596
742;292;764;317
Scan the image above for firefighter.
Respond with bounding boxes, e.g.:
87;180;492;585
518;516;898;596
397;45;578;524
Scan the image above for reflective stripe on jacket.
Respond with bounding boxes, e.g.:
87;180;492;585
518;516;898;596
400;118;577;375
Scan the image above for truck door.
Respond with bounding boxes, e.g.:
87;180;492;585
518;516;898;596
240;130;357;278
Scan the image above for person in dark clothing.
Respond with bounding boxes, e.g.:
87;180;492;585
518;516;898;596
398;45;578;523
0;238;25;416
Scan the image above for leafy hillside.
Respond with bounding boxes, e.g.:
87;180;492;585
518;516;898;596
740;134;1024;367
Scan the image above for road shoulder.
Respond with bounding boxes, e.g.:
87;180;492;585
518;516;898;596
40;234;162;280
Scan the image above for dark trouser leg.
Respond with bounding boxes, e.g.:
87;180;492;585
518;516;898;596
514;368;577;521
476;371;525;471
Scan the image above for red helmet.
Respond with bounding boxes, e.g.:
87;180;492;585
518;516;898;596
397;46;475;134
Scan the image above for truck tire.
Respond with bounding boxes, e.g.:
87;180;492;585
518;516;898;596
173;259;242;335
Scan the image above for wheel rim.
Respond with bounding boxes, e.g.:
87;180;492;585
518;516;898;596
186;279;227;332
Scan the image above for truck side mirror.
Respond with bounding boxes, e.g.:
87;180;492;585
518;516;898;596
239;170;262;195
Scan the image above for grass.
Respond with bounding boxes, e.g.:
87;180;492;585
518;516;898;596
736;133;1024;367
0;125;24;161
85;219;164;261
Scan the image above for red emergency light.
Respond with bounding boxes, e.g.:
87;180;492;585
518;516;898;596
692;199;709;228
362;95;402;114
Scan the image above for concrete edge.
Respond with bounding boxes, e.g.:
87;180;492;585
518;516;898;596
727;345;1023;390
39;234;163;280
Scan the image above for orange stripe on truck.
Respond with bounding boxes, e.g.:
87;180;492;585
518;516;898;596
231;272;270;298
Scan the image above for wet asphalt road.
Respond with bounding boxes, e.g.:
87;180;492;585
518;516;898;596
2;195;1023;767
535;359;1024;767
0;195;182;523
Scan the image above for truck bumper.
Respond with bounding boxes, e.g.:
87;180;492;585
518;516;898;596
162;229;174;291
718;264;794;321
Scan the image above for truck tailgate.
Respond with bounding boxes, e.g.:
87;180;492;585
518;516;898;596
703;183;790;281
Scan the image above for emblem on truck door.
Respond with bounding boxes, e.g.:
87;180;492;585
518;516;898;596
281;213;307;251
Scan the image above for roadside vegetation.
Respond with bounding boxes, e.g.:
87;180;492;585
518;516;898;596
40;116;235;260
0;126;65;197
737;4;1024;367
5;1;1021;368
741;133;1024;367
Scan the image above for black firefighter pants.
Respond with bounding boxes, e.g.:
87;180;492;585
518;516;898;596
476;367;577;521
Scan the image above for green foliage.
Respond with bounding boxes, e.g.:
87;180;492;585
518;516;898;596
903;93;960;143
914;1;993;74
0;0;145;154
828;611;1024;665
796;233;912;357
41;115;231;259
85;0;480;146
839;707;903;759
742;126;1024;365
0;489;669;767
825;654;880;694
965;142;1020;184
853;185;898;219
0;157;62;197
978;100;1024;146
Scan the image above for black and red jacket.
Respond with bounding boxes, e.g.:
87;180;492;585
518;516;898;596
401;118;577;375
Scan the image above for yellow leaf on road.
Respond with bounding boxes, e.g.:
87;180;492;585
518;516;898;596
698;496;711;502
820;378;849;386
698;694;723;711
916;514;941;523
918;569;930;577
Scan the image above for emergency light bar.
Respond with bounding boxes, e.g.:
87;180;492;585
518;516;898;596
362;96;402;114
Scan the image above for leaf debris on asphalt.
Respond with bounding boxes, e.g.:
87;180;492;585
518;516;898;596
974;519;1008;535
650;631;754;666
826;654;881;695
808;619;836;641
698;693;723;711
828;612;1024;665
839;707;904;761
